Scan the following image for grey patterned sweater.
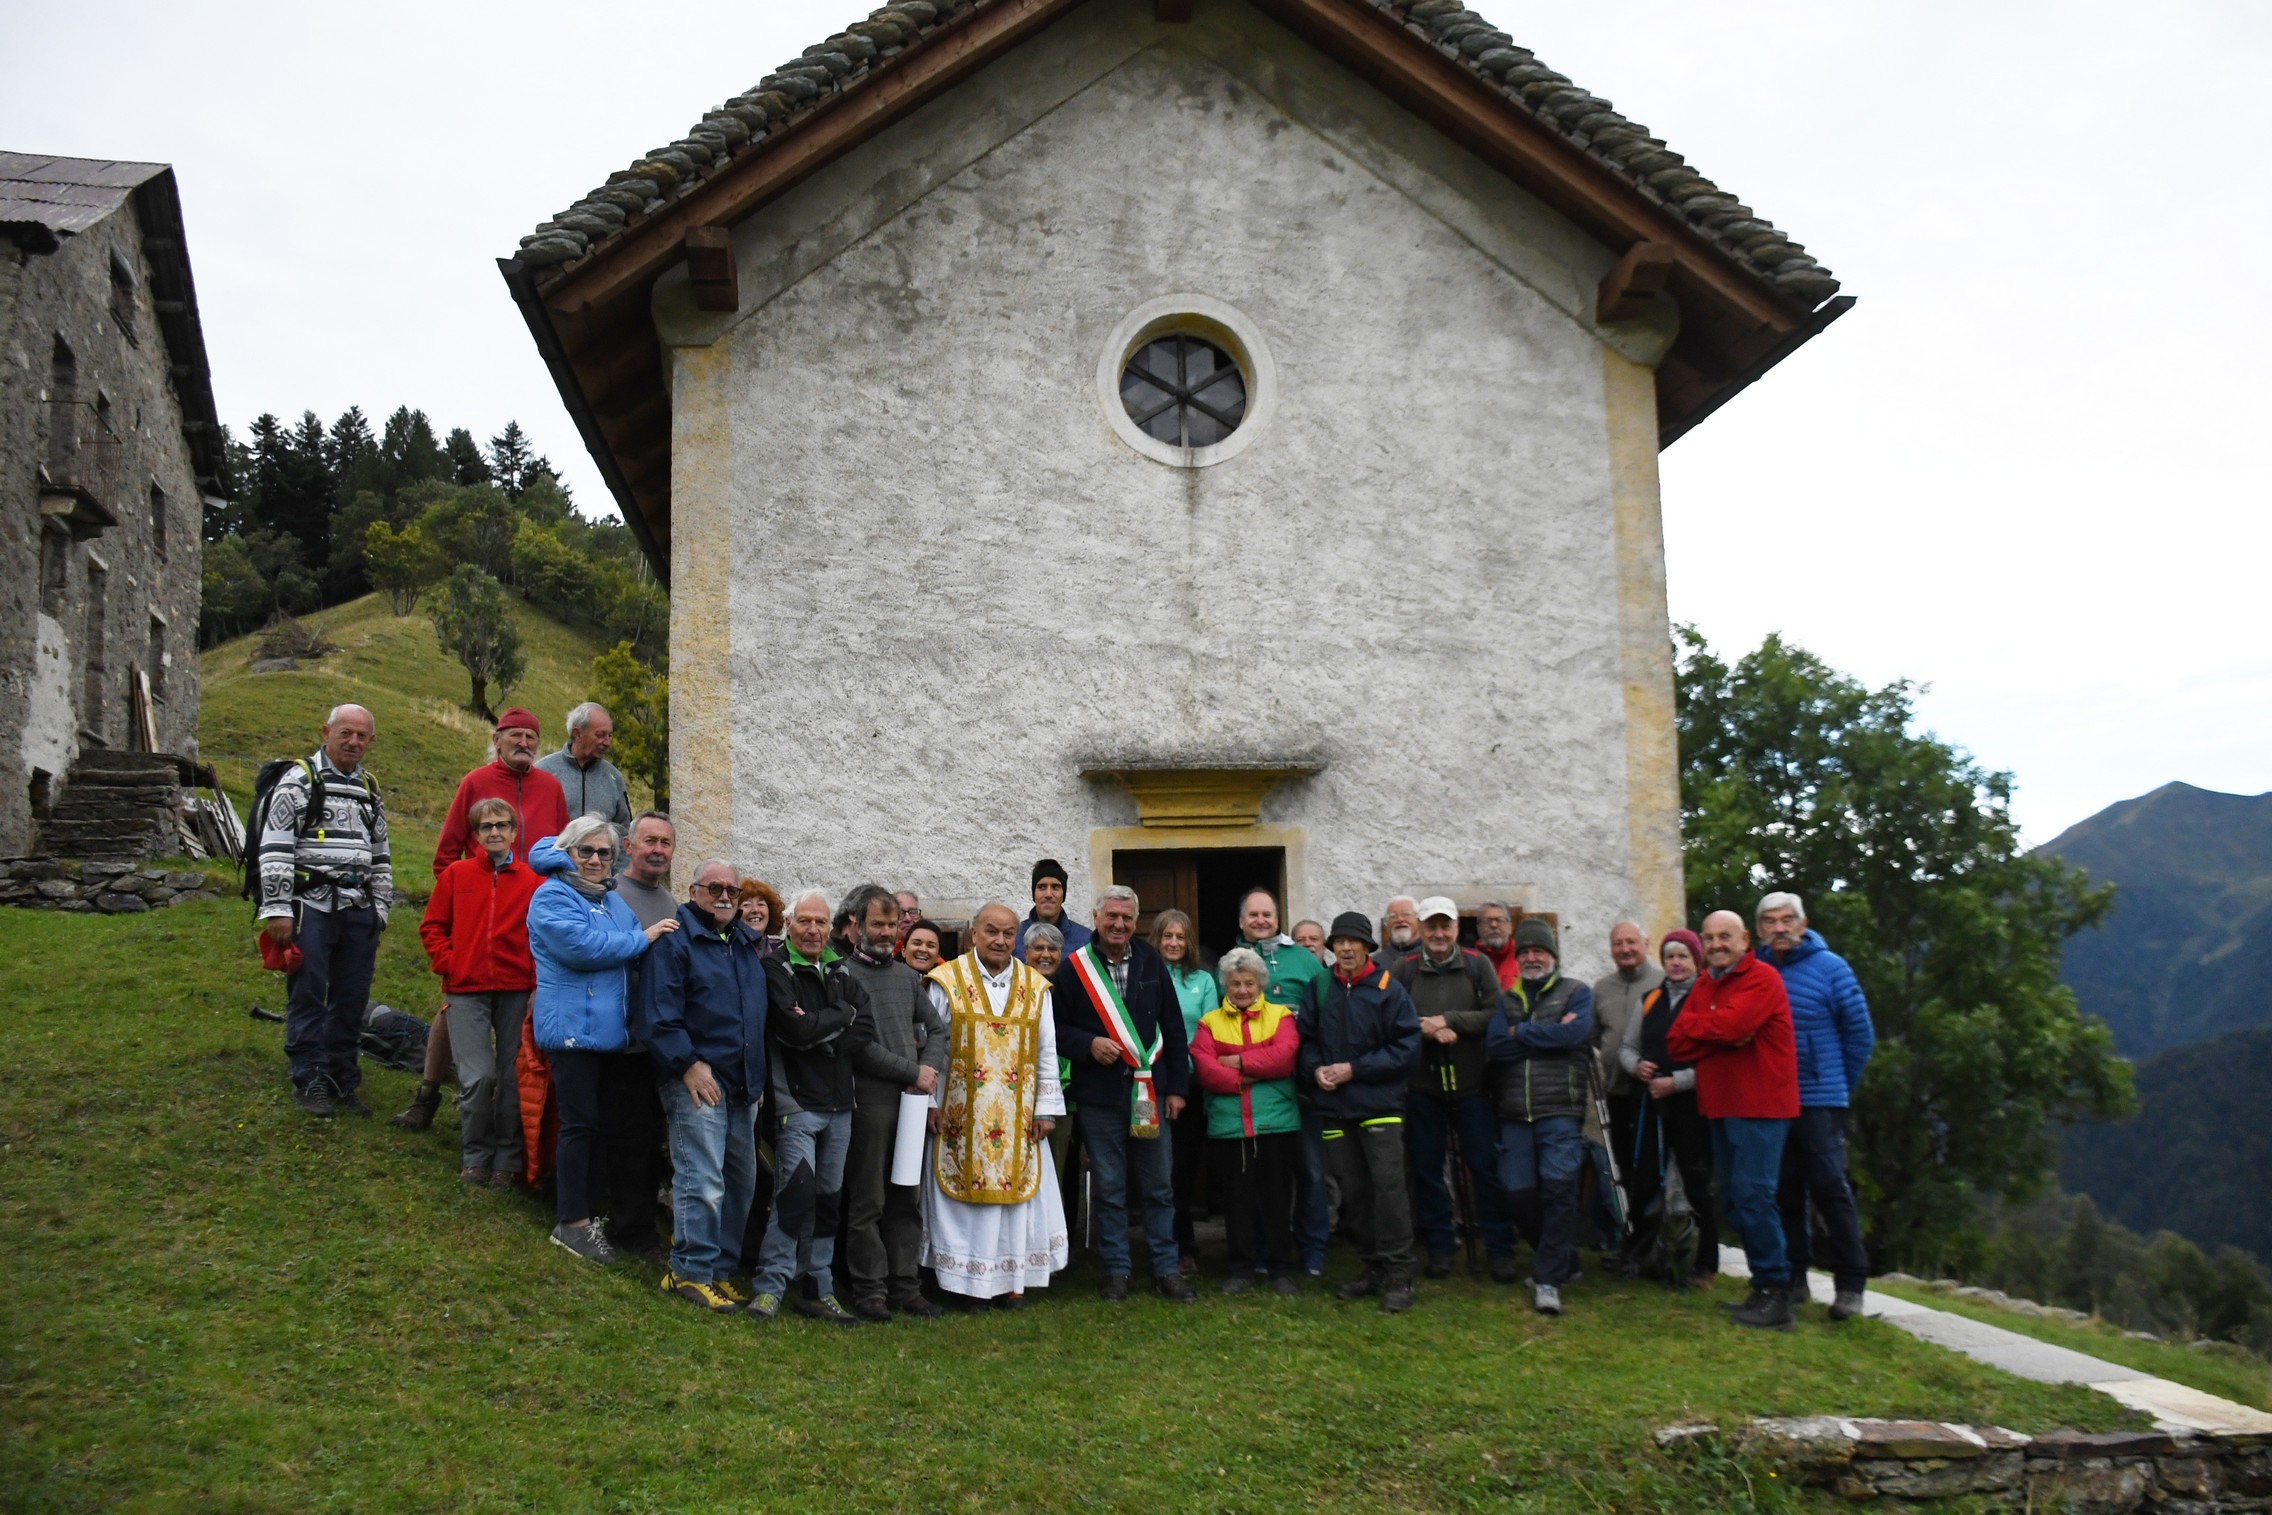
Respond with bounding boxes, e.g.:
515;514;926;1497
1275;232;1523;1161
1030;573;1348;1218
255;751;392;922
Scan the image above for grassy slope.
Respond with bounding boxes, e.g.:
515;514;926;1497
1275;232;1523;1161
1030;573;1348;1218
0;896;2139;1515
198;593;638;890
1874;1281;2272;1412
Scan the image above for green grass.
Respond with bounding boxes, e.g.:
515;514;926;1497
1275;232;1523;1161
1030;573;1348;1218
198;592;639;889
0;896;2142;1514
1875;1279;2272;1412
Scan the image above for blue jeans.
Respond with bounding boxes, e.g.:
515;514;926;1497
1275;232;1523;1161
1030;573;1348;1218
1406;1092;1515;1260
283;904;379;1094
663;1080;759;1284
1295;1103;1330;1267
1778;1106;1870;1292
1497;1115;1584;1285
751;1108;852;1298
1082;1110;1179;1278
1714;1116;1791;1286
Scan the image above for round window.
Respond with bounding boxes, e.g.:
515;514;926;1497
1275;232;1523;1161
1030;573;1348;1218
1119;334;1248;448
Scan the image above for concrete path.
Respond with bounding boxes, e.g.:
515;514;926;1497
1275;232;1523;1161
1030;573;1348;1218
1715;1246;2272;1436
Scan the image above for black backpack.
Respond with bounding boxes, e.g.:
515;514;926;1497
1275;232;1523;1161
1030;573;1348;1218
237;757;381;899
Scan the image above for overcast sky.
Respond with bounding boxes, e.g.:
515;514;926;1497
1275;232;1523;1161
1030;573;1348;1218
9;1;2265;842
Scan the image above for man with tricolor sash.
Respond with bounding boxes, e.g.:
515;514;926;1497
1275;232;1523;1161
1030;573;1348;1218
1052;885;1198;1303
917;902;1068;1310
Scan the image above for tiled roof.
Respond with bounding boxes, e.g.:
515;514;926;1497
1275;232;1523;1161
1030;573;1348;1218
512;0;1839;309
0;152;170;245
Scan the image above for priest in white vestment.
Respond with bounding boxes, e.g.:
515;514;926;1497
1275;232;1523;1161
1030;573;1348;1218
919;902;1068;1306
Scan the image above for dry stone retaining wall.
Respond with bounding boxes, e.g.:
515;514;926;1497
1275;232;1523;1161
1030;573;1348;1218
1659;1416;2272;1511
0;857;223;914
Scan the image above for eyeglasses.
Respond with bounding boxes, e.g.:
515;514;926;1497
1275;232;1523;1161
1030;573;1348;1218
475;820;515;833
572;846;614;860
691;882;737;898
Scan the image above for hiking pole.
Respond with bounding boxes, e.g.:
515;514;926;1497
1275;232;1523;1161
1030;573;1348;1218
1445;1112;1481;1272
1587;1058;1629;1239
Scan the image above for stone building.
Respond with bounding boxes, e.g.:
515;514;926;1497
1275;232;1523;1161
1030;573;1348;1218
503;0;1849;953
1;154;221;858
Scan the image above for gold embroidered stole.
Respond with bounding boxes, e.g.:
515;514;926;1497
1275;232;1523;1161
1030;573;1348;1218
926;952;1045;1205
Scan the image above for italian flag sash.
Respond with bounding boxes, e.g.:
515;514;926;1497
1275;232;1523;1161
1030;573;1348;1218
1069;943;1162;1107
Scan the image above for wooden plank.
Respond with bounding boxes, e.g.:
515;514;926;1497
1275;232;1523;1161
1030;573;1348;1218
1597;241;1675;324
685;226;738;312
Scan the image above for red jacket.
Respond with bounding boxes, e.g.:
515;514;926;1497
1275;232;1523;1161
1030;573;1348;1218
1190;998;1302;1138
1477;939;1519;991
419;853;540;993
1664;954;1799;1120
433;761;569;879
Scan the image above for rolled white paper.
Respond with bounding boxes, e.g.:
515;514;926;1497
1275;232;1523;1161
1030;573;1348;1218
890;1089;930;1187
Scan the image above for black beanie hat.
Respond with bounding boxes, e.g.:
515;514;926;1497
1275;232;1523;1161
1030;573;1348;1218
1031;857;1069;891
1325;910;1377;951
1514;918;1559;957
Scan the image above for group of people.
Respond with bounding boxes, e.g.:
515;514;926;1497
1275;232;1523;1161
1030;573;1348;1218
257;702;1878;1333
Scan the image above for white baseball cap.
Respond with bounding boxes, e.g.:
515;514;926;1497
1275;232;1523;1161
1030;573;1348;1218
1417;895;1459;923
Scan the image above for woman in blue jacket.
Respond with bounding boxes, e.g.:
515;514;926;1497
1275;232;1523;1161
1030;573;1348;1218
527;815;676;1264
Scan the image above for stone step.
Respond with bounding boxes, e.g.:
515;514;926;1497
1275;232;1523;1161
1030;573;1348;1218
53;787;179;813
33;820;173;857
69;751;181;779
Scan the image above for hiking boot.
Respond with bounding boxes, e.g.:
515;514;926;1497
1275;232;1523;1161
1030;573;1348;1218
1271;1274;1300;1298
1424;1253;1455;1279
1490;1256;1519;1285
334;1087;374;1117
1829;1289;1866;1321
1532;1281;1563;1316
744;1291;782;1321
1155;1272;1197;1303
1221;1274;1254;1296
291;1078;337;1119
1381;1272;1415;1314
459;1167;487;1186
713;1278;751;1306
896;1294;945;1319
1732;1284;1796;1332
852;1295;893;1324
794;1293;862;1327
661;1272;738;1314
549;1220;617;1266
1099;1274;1130;1303
1337;1270;1384;1301
388;1080;440;1130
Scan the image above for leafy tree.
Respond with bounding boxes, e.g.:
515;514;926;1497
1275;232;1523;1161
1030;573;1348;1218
591;642;668;808
200;528;318;645
1676;629;2133;1269
412;481;520;581
365;520;442;615
445;427;491;486
428;566;525;722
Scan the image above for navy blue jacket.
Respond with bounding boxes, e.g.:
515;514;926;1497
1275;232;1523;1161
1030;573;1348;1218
1485;974;1596;1123
634;902;769;1103
1298;964;1423;1123
1053;936;1191;1111
1757;930;1875;1108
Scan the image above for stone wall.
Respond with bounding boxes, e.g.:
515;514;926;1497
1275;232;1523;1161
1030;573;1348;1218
0;857;223;913
656;0;1684;951
0;208;205;858
1660;1417;2272;1511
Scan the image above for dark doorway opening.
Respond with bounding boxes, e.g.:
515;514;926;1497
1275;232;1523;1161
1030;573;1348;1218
1113;847;1284;965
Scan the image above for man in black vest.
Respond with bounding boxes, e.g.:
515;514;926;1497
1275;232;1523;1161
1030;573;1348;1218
837;883;949;1322
1053;884;1195;1302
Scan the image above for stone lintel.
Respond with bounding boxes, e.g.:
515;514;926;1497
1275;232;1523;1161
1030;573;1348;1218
1081;765;1318;829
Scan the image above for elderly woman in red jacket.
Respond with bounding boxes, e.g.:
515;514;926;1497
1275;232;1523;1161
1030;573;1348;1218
419;796;542;1186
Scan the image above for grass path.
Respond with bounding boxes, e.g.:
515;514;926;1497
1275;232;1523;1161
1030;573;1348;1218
0;892;2138;1513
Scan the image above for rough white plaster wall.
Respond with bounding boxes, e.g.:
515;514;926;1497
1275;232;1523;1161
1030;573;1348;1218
675;5;1657;966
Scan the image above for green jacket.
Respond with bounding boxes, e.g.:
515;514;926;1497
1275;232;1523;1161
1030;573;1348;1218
1240;935;1327;1018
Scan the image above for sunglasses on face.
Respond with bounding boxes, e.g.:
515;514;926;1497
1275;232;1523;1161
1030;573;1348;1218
692;882;737;898
572;846;614;860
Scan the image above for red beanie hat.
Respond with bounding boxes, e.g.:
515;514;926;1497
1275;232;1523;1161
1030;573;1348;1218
495;707;540;734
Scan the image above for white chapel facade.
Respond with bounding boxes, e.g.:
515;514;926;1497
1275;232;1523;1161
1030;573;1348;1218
505;0;1847;952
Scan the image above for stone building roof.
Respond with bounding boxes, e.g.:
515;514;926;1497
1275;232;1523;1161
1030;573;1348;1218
501;0;1852;579
512;0;1838;309
2;152;230;497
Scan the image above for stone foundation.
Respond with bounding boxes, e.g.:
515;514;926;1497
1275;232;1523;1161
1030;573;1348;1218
0;857;224;914
1657;1418;2272;1511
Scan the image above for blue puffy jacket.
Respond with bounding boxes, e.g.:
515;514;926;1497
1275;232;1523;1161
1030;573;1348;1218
1757;930;1875;1108
527;866;651;1052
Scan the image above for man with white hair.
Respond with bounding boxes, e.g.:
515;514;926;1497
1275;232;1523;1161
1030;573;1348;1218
1372;895;1422;973
1755;890;1876;1320
745;888;879;1325
536;701;632;834
1054;884;1195;1302
920;902;1068;1309
258;703;392;1119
